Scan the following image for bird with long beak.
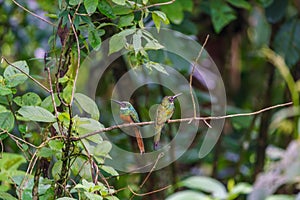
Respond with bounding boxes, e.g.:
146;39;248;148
111;100;145;154
154;93;182;149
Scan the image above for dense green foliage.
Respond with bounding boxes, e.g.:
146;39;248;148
0;0;300;199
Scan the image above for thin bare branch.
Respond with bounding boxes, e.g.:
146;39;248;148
140;152;164;188
1;57;50;92
128;184;171;196
189;35;210;127
137;0;176;11
11;0;56;27
73;102;293;140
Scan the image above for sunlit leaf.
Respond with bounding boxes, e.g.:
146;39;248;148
132;30;142;54
112;0;125;6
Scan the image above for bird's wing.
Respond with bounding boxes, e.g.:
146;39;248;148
155;105;167;125
129;109;140;123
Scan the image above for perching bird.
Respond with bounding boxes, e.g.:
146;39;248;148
112;100;145;154
154;93;182;150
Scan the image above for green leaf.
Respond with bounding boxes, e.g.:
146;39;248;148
0;191;17;200
132;30;142;54
0;85;12;96
48;140;64;151
98;0;116;19
265;0;287;23
74;93;100;120
95;141;112;157
13;92;42;106
152;11;170;32
118;13;134;28
109;28;136;54
144;40;164;50
88;28;103;50
179;176;228;199
166;190;207;200
69;0;80;6
180;0;193;12
37;147;55;158
84;0;98;14
18;106;56;122
112;0;125;6
56;198;77;200
112;5;132;15
84;192;103;200
75;117;104;134
160;1;183;24
4;61;29;88
226;0;251;10
63;83;73;104
0;111;14;131
52;160;62;181
273;18;300;67
101;165;118;177
210;0;236;33
41;94;61;113
145;62;168;75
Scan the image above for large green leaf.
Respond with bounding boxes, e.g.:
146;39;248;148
152;11;170;32
0;191;17;200
210;0;236;33
273;18;300;67
265;0;287;23
118;13;134;28
41;93;61;113
18;106;56;122
3;61;29;88
98;0;116;19
0;84;12;96
0;111;14;131
13;92;42;106
74;93;100;120
84;0;98;14
160;0;183;24
109;28;136;55
179;176;228;199
88;28;103;50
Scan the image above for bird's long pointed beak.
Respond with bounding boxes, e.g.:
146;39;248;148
172;93;182;99
111;99;122;105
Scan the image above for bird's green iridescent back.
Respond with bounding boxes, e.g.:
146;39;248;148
120;102;140;123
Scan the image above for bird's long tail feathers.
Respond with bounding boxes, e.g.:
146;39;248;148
134;127;145;154
154;124;163;150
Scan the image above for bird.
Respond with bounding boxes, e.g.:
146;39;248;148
111;99;145;154
154;93;182;150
